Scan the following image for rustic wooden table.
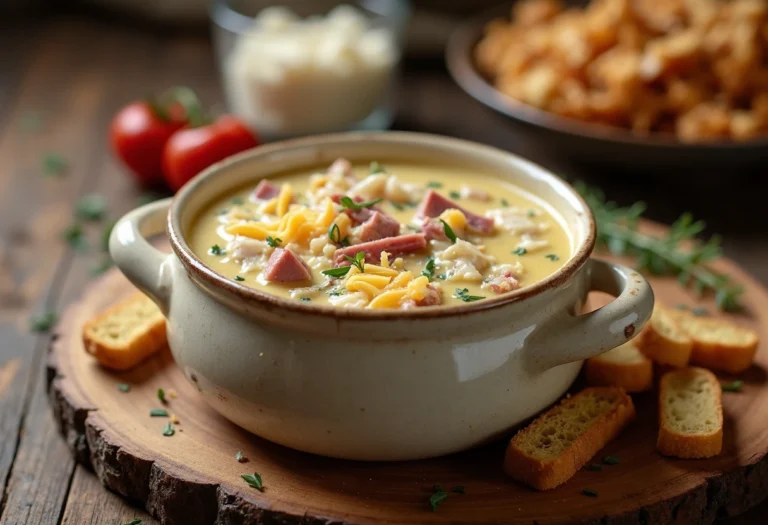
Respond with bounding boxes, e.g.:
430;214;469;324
1;12;766;525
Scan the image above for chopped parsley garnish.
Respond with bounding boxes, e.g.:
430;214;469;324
582;488;598;497
235;451;247;463
209;244;225;256
339;196;382;211
585;463;603;471
62;223;88;252
513;247;527;255
421;257;436;280
545;253;560;261
265;236;282;248
91;258;113;276
501;198;509;207
29;310;57;333
241;473;264;492
157;388;166;403
451;486;465;494
162;422;175;437
449;190;461;200
527;209;536;217
602;455;620;465
75;194;107;221
117;383;131;393
390;201;405;211
327;288;344;297
233;275;245;282
150;409;169;417
440;219;457;243
328;223;348;246
230;197;245;205
124;519;142;525
299;297;311;302
454;288;484;302
721;380;744;392
426;181;443;189
429;486;448;511
369;161;386;174
692;307;709;317
345;251;366;272
322;266;352;279
42;153;68;176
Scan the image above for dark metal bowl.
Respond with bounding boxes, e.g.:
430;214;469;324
445;4;768;174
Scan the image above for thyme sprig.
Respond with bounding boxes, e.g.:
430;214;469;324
576;182;743;312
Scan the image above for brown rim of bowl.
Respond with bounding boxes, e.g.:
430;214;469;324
445;3;768;151
167;131;597;320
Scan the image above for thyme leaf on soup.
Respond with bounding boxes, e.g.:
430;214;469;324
426;181;443;189
390;201;405;211
345;252;366;273
576;181;743;312
322;266;352;279
209;244;225;256
449;190;461;200
339;196;383;211
233;275;245;281
439;220;457;243
513;247;527;256
265;236;282;248
328;223;349;246
454;288;485;302
545;253;560;261
501;198;510;207
421;257;436;280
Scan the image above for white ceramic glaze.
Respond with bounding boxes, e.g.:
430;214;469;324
110;132;654;461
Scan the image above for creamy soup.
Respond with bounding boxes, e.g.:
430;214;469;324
188;159;572;309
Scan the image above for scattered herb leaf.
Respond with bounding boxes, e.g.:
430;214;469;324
209;244;225;256
235;451;248;463
124;519;142;525
322;266;352;279
265;236;282;248
390;201;405;211
454;288;485;302
327;288;344;297
75;194;107;221
42;153;68;176
117;383;131;393
150;409;169;417
241;473;264;492
157;388;166;403
582;488;598;497
426;181;443;189
233;275;245;282
513;247;527;256
451;486;465;494
369;161;386;174
527;209;536;218
29;311;57;333
585;463;603;472
421;257;436;280
501;198;509;207
339;196;383;211
721;380;744;392
230;197;245;205
299;297;311;302
162;422;175;437
545;253;560;261
344;251;365;273
602;456;620;465
449;191;461;200
328;223;343;244
440;219;457;243
62;223;88;252
692;307;709;317
576;182;743;312
429;487;448;511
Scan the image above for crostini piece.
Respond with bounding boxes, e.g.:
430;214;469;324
657;367;723;459
82;293;167;371
504;387;635;490
670;310;758;374
585;341;653;393
636;306;693;368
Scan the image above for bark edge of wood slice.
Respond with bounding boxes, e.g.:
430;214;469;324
47;245;768;525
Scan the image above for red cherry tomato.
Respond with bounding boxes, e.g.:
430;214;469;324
162;116;260;192
109;102;186;186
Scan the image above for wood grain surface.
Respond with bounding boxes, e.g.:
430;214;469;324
1;9;768;525
47;241;768;525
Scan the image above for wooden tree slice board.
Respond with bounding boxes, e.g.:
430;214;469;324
48;229;768;525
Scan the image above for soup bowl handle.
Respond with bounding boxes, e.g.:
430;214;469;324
109;198;174;315
529;258;654;373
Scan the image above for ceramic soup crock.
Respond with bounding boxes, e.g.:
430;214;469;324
110;132;654;461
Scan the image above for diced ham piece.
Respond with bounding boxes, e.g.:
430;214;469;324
358;211;401;242
251;180;280;201
333;234;427;266
264;248;312;283
489;272;521;294
415;190;495;234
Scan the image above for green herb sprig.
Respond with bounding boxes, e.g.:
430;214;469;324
576;182;743;312
454;288;484;302
440;219;457;243
241;473;264;492
265;236;282;248
339;196;382;211
421;257;436;280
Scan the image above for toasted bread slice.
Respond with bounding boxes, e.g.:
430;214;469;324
658;367;722;458
585;341;653;393
504;387;635;490
83;293;167;371
669;310;758;374
636;306;693;368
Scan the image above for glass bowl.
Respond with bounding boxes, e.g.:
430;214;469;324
210;0;411;141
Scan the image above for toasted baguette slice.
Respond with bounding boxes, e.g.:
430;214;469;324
504;387;635;490
83;293;167;371
657;367;722;458
636;306;693;368
585;341;653;393
670;310;758;374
